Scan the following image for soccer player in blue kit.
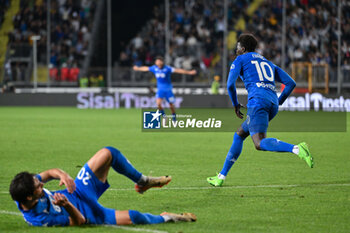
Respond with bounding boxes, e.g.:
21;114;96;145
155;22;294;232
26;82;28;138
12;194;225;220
9;146;196;226
207;34;314;187
133;56;196;120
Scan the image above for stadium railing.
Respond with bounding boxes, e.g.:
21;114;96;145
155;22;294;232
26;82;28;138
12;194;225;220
292;62;329;94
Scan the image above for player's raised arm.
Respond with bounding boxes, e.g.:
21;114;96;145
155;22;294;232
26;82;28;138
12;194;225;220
38;168;76;193
133;65;150;72
275;66;296;105
173;68;197;75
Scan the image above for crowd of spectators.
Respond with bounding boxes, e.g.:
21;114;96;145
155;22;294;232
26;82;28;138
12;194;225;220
119;0;251;77
246;0;350;69
121;0;350;82
7;0;96;81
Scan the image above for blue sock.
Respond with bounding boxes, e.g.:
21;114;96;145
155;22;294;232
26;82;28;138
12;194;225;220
259;138;294;152
105;147;142;183
128;210;165;224
220;133;245;176
172;113;176;122
159;109;166;117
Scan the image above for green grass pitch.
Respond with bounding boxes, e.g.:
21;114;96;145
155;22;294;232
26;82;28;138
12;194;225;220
0;107;349;233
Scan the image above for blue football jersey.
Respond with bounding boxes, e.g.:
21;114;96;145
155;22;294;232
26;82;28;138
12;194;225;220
16;188;70;226
149;65;174;90
228;52;279;107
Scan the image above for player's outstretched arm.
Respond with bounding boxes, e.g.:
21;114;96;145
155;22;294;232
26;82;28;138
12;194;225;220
39;168;76;193
53;193;86;226
133;65;150;72
275;66;296;105
173;68;197;75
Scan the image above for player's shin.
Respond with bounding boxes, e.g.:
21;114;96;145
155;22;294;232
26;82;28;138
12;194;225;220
106;147;145;183
259;138;294;153
220;133;244;177
128;210;165;224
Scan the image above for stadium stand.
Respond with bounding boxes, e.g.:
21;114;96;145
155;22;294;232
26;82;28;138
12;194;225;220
123;0;349;86
119;0;253;84
120;0;250;71
2;0;349;89
246;0;350;82
5;0;96;84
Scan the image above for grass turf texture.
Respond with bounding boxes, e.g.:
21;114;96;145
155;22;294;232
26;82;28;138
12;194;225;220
0;107;349;233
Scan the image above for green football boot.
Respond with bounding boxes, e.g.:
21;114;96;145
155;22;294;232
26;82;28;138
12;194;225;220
297;142;314;168
207;174;224;187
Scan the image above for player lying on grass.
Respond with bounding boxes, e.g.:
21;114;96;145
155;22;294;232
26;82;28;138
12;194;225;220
9;146;196;226
133;56;196;121
207;33;314;187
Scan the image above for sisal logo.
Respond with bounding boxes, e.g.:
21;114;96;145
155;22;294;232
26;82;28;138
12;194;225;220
76;92;183;109
281;93;350;112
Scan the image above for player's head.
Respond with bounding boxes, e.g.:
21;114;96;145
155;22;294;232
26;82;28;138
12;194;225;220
9;172;44;204
236;33;258;55
155;56;164;68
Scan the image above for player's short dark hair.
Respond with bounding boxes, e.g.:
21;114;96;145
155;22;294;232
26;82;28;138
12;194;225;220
9;172;36;204
237;33;258;52
155;56;164;61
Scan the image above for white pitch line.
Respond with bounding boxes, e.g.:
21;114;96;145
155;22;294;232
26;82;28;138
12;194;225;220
1;183;349;195
104;225;168;233
0;210;22;216
0;210;168;233
108;183;350;192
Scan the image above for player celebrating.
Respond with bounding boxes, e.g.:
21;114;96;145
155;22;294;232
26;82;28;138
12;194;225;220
207;34;314;187
133;56;196;121
10;146;196;226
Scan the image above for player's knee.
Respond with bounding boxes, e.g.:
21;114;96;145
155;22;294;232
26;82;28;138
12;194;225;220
105;146;121;166
237;131;248;139
254;141;262;150
236;126;249;139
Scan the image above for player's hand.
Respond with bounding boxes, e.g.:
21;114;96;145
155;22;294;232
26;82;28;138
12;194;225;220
189;70;197;75
235;104;244;119
53;193;69;207
133;65;139;71
59;174;76;193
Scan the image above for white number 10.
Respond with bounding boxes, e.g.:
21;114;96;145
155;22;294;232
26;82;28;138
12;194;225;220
251;60;274;82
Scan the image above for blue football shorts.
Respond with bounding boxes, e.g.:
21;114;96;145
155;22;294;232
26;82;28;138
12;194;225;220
156;89;175;103
241;97;279;136
73;163;116;225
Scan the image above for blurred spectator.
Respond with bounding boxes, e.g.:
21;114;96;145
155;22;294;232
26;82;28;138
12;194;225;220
4;59;12;82
69;66;80;82
97;74;105;87
0;0;10;28
211;75;220;94
49;64;58;81
79;76;89;87
60;63;69;81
